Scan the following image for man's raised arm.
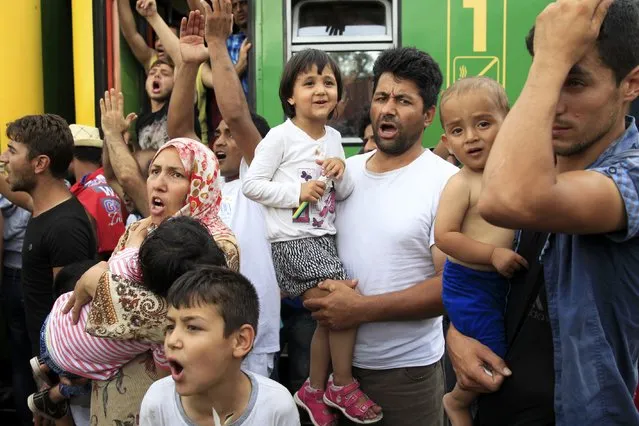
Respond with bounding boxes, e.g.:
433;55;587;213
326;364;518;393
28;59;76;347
167;11;210;140
201;0;262;164
117;0;155;70
100;90;149;217
479;0;626;235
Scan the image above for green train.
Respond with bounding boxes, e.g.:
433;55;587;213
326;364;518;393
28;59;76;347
0;1;553;152
250;0;552;155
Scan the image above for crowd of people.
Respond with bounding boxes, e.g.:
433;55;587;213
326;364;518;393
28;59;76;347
0;0;638;425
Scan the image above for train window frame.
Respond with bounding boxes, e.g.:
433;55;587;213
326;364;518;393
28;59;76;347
286;0;398;145
291;0;393;44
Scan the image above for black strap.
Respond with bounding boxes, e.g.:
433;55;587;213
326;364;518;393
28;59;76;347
506;232;550;350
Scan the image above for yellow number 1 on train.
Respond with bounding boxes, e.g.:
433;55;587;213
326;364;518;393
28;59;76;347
463;0;487;52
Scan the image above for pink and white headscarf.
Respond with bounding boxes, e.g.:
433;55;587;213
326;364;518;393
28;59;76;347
153;138;239;270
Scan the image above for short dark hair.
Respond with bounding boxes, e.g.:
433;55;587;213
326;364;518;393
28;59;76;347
139;217;227;297
372;47;443;111
526;0;639;84
167;265;259;338
279;49;343;119
73;146;102;166
250;112;271;138
358;106;371;140
6;114;74;179
149;58;175;72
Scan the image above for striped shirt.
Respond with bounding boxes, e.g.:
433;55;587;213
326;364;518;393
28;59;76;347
45;248;167;381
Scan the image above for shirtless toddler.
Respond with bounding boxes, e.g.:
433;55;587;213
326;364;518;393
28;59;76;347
434;77;529;426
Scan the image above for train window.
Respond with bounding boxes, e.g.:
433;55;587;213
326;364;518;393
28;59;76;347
288;0;397;143
326;51;381;139
295;1;388;39
292;0;393;44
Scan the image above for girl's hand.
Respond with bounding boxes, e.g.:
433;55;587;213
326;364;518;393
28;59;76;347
319;157;345;180
300;180;326;203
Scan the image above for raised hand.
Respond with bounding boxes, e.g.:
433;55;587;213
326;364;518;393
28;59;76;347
99;89;137;138
200;0;234;43
533;0;612;66
179;10;209;64
135;0;157;18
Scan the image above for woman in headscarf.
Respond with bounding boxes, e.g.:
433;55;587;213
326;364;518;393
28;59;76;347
64;138;239;425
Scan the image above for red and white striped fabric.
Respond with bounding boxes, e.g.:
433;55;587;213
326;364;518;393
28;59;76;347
108;247;143;283
44;248;167;381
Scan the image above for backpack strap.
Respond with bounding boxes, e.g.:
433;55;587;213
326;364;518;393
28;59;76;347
505;232;550;351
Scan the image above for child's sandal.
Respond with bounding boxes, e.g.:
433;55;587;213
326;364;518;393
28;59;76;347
323;375;383;424
294;378;338;426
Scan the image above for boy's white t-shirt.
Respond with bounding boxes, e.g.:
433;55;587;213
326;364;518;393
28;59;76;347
242;119;355;243
140;371;300;426
219;164;280;357
335;150;458;370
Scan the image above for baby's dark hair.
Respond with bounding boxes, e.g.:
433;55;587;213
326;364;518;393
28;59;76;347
279;49;343;119
167;265;259;338
138;216;227;297
439;76;510;127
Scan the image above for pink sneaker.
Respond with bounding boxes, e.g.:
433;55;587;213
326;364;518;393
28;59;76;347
293;379;338;426
323;374;383;424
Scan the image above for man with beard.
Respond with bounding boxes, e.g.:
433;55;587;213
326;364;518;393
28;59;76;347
0;115;96;358
448;1;639;425
304;47;458;425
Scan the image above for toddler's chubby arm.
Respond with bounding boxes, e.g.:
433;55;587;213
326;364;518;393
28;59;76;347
435;174;499;266
242;133;302;209
435;174;528;277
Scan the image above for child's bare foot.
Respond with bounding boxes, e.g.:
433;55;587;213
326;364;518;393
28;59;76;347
443;392;473;426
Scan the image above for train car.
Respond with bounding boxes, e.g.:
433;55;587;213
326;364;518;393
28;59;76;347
0;0;552;153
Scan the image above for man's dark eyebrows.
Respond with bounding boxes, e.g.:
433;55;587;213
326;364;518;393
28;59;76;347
568;64;589;77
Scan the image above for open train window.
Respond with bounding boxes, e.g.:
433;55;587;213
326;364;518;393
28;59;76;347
293;0;392;42
288;0;397;145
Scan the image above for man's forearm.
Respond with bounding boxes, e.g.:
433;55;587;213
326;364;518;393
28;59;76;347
208;38;260;163
357;275;444;323
105;133;149;216
481;58;568;217
146;13;182;67
167;63;199;140
208;39;249;124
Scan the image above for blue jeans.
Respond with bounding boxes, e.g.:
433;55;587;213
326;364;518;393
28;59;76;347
0;267;35;426
39;320;91;399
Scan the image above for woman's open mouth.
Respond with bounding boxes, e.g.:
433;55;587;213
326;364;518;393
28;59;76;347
150;197;165;215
